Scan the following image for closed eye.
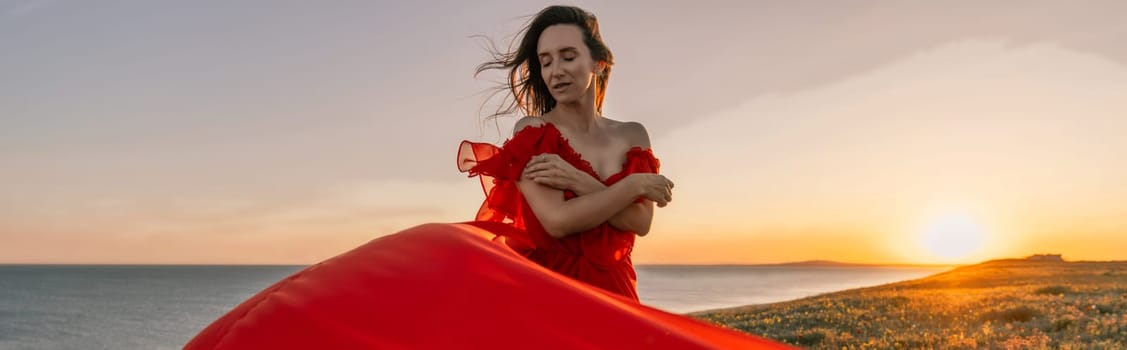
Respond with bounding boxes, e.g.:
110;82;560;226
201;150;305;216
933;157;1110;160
542;57;576;67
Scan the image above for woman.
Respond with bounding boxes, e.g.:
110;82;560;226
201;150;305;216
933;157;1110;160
185;6;792;349
458;5;675;301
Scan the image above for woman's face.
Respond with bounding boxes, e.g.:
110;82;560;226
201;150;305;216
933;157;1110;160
537;24;600;105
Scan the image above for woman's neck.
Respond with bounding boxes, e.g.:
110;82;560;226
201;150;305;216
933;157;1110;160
546;91;599;133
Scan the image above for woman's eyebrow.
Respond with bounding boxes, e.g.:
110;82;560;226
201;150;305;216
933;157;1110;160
538;47;579;57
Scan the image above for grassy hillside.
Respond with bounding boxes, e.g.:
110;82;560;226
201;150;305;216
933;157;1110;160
692;258;1127;349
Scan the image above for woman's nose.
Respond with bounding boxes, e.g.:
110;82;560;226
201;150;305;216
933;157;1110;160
548;62;563;78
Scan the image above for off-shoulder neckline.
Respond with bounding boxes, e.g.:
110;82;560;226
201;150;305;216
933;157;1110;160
515;121;654;184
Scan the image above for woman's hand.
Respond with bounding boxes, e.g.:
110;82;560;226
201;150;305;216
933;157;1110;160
626;173;674;207
522;154;603;195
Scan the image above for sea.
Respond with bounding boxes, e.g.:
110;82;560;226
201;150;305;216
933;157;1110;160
0;264;950;349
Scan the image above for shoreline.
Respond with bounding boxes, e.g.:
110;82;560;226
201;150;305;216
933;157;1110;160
637;264;955;315
682;265;959;315
689;258;1127;348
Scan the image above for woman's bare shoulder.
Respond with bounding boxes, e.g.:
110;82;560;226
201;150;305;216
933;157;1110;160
512;116;547;136
604;117;651;149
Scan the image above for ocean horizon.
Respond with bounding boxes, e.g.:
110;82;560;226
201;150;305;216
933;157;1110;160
0;264;950;349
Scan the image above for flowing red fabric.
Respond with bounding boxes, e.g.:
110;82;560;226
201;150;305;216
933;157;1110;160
184;122;795;349
184;222;794;349
458;123;655;300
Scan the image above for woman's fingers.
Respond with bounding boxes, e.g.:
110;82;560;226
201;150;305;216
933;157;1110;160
524;163;553;178
523;158;543;172
525;167;558;178
524;159;560;174
645;183;672;208
525;155;580;180
658;175;673;189
527;169;568;186
527;153;561;166
524;162;543;173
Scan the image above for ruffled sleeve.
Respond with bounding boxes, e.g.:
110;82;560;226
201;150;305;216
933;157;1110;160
457;124;558;225
624;147;661;204
625;147;660;174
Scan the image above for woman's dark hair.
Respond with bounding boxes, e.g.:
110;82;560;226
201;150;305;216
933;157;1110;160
475;5;614;122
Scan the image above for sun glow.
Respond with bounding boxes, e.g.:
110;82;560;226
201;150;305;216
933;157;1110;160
918;211;988;262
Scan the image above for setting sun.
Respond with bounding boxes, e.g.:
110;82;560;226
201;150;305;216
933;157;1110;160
918;212;988;262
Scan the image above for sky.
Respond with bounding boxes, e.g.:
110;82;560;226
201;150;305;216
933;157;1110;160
2;0;1125;265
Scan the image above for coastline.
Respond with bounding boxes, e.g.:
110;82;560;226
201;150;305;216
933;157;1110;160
636;264;955;315
688;259;1127;348
681;264;959;315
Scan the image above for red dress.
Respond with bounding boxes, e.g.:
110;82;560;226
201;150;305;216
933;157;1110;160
183;222;794;349
183;122;796;349
457;122;655;301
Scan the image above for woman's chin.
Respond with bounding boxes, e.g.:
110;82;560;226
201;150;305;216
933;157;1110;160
553;96;578;105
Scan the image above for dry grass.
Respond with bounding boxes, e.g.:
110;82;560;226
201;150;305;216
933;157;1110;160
691;259;1127;349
